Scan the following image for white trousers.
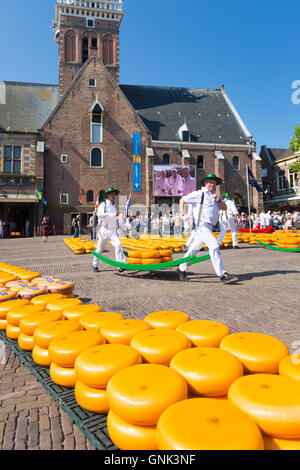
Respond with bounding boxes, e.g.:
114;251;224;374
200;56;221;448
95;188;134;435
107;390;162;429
217;216;239;247
179;222;226;277
92;229;125;268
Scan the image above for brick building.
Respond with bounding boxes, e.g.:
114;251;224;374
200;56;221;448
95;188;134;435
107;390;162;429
0;0;263;236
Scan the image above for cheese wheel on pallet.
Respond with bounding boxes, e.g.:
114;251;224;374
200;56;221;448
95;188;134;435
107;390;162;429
63;304;101;321
7;304;45;326
48;330;104;367
18;271;41;282
157;398;263;450
32;345;51;367
170;347;243;397
50;363;77;388
128;251;142;258
107;409;158;451
106;363;188;426
128;258;142;265
0;319;8;330
0;274;18;284
6;324;21;340
74;379;109;414
0;299;30;319
33;319;81;349
19;310;63;336
101;319;150;345
140;251;161;259
0;291;17;303
220;332;289;374
74;344;142;388
46;298;82;313
141;258;162;265
263;436;300;450
130;328;191;366
159;249;173;257
47;281;74;295
161;257;173;262
228;374;300;438
79;311;124;332
279;355;300;382
144;311;190;329
176;320;230;347
18;332;35;351
31;293;64;309
18;285;47;300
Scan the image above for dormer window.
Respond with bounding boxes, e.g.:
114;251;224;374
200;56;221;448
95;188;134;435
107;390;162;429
178;122;190;142
182;130;190;142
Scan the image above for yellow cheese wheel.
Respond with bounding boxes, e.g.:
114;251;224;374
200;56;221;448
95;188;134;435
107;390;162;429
279;355;300;382
6;324;21;340
0;287;9;293
5;280;35;290
32;277;62;287
107;409;158;450
0;290;17;303
157;398;263;450
46;298;82;313
0;298;30;318
74;379;109;414
63;304;102;321
144;311;190;329
176;320;230;347
50;362;77;388
263;436;300;450
141;258;162;265
0;273;18;284
48;330;104;367
130;328;191;365
31;293;64;308
47;281;74;295
80;312;124;331
128;251;142;258
106;363;188;426
159;249;173;257
18;271;41;282
19;310;63;336
220;332;289;374
33;319;81;349
7;304;45;326
101;319;150;345
161;257;173;262
74;344;142;388
18;332;35;351
0;319;8;330
18;285;47;299
170;347;243;397
32;345;51;367
128;258;142;265
140;250;160;259
228;374;300;438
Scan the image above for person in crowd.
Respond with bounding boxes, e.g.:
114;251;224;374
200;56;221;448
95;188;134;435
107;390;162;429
155;169;170;196
73;215;80;238
41;216;50;243
0;218;5;239
25;218;30;237
283;214;293;230
169;168;183;196
217;193;241;249
181;166;196;196
239;212;248;228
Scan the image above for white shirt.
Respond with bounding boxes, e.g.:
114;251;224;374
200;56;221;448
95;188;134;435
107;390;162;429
220;199;239;219
169;174;183;196
181;175;196;196
155;176;170;196
97;200;118;232
183;187;219;226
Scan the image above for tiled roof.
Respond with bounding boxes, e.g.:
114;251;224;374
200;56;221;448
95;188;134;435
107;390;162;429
267;148;294;162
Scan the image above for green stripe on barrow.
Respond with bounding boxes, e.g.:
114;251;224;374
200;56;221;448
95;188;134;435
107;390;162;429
91;252;210;271
256;239;300;252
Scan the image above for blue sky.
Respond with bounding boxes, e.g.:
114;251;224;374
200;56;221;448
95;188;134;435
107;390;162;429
0;0;299;152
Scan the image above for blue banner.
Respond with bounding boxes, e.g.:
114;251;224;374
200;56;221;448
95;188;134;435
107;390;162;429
133;133;141;192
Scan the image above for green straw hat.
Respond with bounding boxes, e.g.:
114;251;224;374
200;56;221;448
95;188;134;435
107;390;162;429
199;174;223;186
105;187;119;196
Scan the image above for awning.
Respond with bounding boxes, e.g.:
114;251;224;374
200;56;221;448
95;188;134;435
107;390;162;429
182;149;191;159
252;152;262;161
146;147;154;157
0;194;37;204
215;151;225;159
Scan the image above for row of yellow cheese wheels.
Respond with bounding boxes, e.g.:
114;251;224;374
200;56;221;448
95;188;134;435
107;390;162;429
1;297;300;450
64;237;96;255
127;249;173;265
119;236;185;253
248;232;300;248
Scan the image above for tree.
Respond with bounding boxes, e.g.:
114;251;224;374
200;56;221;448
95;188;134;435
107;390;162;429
290;160;300;173
289;125;300;153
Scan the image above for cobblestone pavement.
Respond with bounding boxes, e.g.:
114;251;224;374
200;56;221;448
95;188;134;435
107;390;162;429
0;235;300;450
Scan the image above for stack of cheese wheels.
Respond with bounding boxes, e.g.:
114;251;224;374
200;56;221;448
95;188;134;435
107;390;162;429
79;311;124;332
220;332;289;374
156;398;263;450
158;249;173;263
74;344;142;414
17;270;41;282
46;298;82;315
140;250;162;265
127;251;143;265
5;280;36;296
170;347;243;397
32;319;81;367
279;355;300;382
101;319;150;345
144;311;190;329
18;310;64;351
0;299;30;331
31;293;65;310
6;303;45;340
0;272;18;285
106;363;188;450
47;281;74;296
176;320;230;347
48;330;104;387
32;277;62;291
130;328;191;366
63;304;102;321
228;374;300;440
18;285;47;300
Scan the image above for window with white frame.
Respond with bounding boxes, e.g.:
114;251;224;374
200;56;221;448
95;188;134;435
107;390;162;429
90;147;102;167
232;156;239;170
86;18;95;28
62;193;69;205
61;154;68;163
289;170;298;188
4;146;21;173
90;103;103;143
278;171;287;191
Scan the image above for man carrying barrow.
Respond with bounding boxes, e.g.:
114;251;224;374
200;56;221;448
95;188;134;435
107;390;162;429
92;187;125;273
176;174;238;283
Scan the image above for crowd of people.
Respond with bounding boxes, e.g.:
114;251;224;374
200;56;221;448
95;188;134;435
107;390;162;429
240;210;300;231
0;218;30;238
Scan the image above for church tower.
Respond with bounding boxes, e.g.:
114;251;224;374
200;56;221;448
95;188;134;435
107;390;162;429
53;0;124;96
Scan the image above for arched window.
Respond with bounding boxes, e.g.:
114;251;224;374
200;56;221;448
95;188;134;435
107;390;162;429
91;37;97;49
82;37;89;63
197;155;204;169
90;103;103;142
65;31;76;62
103;34;114;65
91;148;102;167
232;156;239;170
86;190;94;202
162;154;169;165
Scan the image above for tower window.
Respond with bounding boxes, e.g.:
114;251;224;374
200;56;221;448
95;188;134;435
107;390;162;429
91;38;97;48
90;148;102;168
162;154;169;165
82;37;89;63
90;103;103;142
232;156;239;170
87;18;95;28
89;78;96;87
86;190;94;202
197;155;204;169
103;34;114;65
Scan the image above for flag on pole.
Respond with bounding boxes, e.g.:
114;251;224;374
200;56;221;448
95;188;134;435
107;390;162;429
125;194;132;217
79;188;83;206
59;192;63;208
247;167;263;192
36;188;47;206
